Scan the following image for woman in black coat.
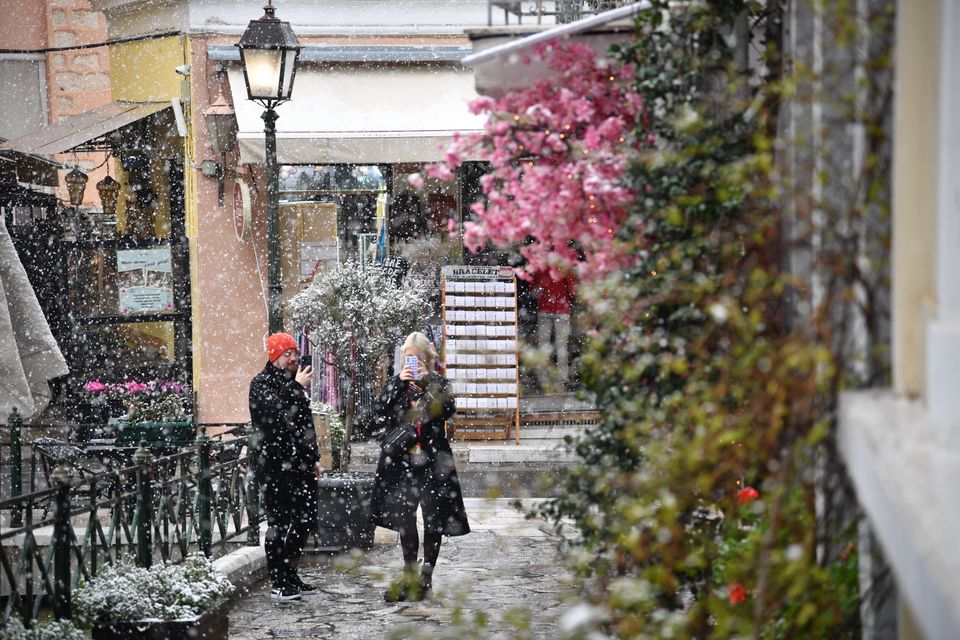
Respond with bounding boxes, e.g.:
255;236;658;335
369;331;470;601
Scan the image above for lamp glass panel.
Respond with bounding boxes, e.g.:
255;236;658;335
281;49;298;99
242;49;283;99
205;113;225;155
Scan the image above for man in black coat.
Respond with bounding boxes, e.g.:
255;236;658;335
249;332;321;602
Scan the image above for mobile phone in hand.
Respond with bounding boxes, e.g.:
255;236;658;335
299;354;312;368
405;355;419;379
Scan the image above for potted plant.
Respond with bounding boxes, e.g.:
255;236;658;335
73;379;127;441
74;553;234;640
291;262;427;554
110;380;193;448
289;260;428;468
310;401;375;553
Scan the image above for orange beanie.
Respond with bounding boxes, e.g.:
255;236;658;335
266;333;297;362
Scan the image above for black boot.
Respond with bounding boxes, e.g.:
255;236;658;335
417;564;434;600
384;563;420;603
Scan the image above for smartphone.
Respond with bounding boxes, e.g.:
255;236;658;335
298;354;312;368
405;355;419;379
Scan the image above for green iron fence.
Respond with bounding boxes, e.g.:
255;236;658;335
0;413;262;628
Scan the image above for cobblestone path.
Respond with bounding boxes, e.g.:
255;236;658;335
227;499;577;639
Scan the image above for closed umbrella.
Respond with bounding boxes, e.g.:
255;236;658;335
0;215;69;420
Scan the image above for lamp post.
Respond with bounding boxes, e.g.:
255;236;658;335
237;0;301;334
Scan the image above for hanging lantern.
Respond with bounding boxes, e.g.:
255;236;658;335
203;85;238;156
64;167;89;207
96;175;121;217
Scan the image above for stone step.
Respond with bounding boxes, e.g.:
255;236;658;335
518;424;584;440
464;443;576;464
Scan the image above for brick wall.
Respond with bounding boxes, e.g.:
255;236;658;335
45;0;111;121
42;0;112;206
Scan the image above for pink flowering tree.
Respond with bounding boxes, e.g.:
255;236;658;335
421;41;645;278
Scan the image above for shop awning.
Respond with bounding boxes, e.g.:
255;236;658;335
228;65;486;164
0;148;60;187
0;101;170;156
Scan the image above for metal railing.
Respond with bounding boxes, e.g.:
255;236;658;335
0;411;261;628
488;0;631;25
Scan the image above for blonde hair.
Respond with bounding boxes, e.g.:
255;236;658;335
401;332;437;370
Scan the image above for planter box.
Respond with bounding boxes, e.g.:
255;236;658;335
92;607;227;640
313;472;376;553
114;421;193;448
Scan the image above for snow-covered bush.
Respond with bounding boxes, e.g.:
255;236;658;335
73;553;234;627
1;618;85;640
289;260;428;369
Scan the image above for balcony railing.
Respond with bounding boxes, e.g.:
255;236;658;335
488;0;631;25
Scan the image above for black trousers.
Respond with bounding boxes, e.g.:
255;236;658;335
262;473;318;589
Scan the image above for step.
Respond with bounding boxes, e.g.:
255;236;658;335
466;444;577;464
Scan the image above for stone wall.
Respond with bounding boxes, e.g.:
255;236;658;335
45;0;111;121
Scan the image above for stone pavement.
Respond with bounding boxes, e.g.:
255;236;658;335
226;498;578;639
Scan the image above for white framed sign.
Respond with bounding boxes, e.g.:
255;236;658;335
441;265;515;280
117;247;174;314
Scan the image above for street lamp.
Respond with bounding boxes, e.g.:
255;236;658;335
237;0;301;334
64;166;88;237
202;75;238;206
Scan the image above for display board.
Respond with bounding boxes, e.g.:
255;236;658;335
441;265;521;442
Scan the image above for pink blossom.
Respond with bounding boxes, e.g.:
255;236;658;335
406;173;424;189
462;221;486;252
444;150;463;170
124;381;149;394
160;381;185;394
84;379;106;393
426;41;644;277
424;163;454;182
468;96;496;115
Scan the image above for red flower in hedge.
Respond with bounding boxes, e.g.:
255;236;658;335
737;486;759;506
729;582;748;605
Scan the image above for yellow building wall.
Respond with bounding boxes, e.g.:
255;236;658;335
108;34;202;398
109;36;186;103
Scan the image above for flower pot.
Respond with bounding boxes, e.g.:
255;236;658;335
313;472;376;553
91;607;228;640
114;421;193;448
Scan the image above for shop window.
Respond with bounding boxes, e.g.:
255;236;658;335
67;245;180;318
280;165;385;193
73;321;177;381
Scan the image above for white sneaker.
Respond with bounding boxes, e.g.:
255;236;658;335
271;587;302;602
